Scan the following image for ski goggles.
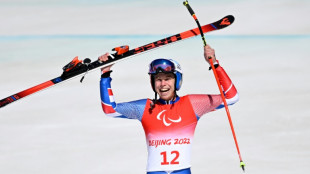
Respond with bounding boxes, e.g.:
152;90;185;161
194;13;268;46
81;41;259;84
148;59;175;74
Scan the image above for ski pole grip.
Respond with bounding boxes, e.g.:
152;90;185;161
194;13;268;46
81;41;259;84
183;1;195;16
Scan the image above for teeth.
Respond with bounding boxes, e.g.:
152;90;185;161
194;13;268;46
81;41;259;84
160;89;169;92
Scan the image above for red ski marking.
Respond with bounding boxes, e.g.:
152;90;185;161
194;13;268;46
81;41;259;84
220;18;231;25
17;81;55;98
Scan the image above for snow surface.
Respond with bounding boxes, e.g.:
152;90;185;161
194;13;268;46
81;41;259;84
0;0;309;174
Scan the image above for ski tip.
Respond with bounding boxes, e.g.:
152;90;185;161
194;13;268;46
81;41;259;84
221;15;235;24
240;161;245;172
226;15;235;22
212;15;235;29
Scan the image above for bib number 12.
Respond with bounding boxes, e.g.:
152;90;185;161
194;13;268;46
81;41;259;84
160;151;180;165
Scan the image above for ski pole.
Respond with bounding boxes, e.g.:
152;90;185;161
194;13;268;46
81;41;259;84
183;0;207;46
209;58;245;172
183;0;245;171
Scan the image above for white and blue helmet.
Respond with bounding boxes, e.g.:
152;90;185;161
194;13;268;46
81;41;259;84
148;58;183;91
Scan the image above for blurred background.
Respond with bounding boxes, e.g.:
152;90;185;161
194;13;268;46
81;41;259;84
0;0;309;174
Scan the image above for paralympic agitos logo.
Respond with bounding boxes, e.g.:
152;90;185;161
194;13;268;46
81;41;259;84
156;110;182;126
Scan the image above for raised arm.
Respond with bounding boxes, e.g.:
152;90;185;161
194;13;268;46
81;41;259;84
188;44;239;117
98;53;147;121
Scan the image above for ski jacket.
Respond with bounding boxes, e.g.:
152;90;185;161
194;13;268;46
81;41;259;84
99;65;238;172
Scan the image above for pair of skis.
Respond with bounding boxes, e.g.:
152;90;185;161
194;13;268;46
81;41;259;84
0;15;234;108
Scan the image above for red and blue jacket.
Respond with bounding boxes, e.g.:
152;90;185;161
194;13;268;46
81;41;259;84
99;64;238;172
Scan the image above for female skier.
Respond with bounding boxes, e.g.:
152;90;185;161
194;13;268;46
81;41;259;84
98;44;239;174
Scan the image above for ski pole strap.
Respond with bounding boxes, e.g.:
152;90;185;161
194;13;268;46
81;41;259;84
209;62;219;70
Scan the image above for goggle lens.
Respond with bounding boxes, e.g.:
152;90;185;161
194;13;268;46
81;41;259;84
149;59;175;74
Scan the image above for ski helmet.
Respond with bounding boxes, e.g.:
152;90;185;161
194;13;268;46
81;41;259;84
148;58;183;91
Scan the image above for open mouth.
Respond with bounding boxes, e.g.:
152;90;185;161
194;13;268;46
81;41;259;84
159;88;170;93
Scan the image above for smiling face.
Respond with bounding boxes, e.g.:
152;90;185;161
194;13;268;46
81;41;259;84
154;73;176;101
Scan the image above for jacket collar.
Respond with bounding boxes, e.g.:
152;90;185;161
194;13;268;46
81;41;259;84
158;95;180;105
